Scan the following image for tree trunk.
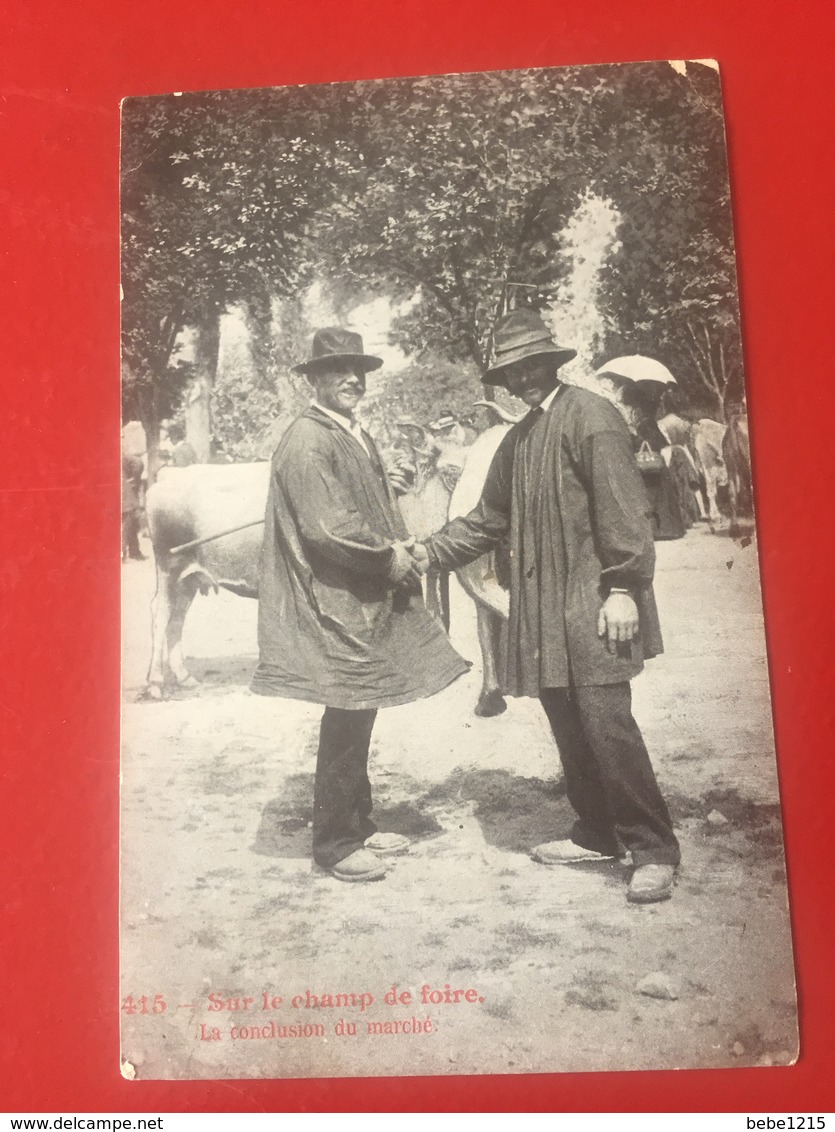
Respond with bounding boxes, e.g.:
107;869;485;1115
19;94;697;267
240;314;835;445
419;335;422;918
144;415;161;486
183;376;212;462
243;289;274;389
138;379;162;487
272;294;312;416
185;310;221;462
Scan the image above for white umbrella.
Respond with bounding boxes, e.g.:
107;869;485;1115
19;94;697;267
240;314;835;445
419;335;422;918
594;356;677;385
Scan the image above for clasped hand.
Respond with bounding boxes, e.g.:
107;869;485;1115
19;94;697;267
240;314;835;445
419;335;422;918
388;539;431;588
597;591;640;653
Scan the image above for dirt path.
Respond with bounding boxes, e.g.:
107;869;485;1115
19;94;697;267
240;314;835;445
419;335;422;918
120;525;796;1080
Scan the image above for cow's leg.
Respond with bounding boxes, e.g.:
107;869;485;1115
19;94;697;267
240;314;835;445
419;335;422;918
424;566;451;632
438;569;450;633
424;565;441;622
726;471;740;538
474;606;506;717
694;476;709;520
704;472;721;523
165;572;201;688
147;561;174;699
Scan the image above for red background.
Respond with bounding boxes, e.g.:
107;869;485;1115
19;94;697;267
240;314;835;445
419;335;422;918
1;0;833;1113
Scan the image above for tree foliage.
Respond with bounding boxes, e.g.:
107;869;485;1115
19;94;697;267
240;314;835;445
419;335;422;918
121;61;744;466
313;61;741;421
120;88;349;464
316;69;602;368
593;63;743;417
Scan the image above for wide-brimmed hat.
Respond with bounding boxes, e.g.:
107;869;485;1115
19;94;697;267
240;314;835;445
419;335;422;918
483;309;577;385
293;327;383;375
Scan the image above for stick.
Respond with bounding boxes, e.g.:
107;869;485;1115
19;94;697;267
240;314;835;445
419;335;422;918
169;519;265;556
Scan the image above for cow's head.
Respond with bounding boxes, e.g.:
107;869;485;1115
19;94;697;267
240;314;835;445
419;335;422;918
393;421;470;495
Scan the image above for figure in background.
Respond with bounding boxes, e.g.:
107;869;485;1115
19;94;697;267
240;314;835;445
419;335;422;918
595;358;687;541
121;451;146;561
167;422;198;468
667;444;703;529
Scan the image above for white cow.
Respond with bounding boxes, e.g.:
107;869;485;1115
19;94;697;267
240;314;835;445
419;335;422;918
145;463;269;697
446;421;515;716
690;418;729;522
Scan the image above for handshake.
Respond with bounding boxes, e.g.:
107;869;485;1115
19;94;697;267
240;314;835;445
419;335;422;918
387;538;431;588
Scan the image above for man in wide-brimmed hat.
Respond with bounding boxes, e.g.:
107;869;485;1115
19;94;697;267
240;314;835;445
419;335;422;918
418;308;680;904
251;327;468;882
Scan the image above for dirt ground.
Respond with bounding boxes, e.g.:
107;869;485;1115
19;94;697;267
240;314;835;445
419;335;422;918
120;522;797;1080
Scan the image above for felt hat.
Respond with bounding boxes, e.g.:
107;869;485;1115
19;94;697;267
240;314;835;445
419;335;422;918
293;327;383;375
483;309;577;385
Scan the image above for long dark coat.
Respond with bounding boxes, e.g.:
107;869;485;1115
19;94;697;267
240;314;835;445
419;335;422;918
250;406;468;710
669;445;702;528
634;418;686;540
426;385;663;694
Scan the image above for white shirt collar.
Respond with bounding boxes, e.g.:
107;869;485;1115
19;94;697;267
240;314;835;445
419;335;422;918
313;400;354;427
535;383;563;414
312;401;369;454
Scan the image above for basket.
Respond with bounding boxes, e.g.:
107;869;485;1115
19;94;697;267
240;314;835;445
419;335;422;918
635;440;665;473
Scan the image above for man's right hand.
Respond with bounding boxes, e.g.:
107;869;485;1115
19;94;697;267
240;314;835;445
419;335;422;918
597;591;640;652
387;540;424;588
409;542;431;576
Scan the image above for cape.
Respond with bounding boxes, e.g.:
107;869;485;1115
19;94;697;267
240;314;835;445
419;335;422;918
427;386;663;693
250;406;468;710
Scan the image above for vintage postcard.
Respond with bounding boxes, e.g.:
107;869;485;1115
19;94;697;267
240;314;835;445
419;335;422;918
120;61;797;1079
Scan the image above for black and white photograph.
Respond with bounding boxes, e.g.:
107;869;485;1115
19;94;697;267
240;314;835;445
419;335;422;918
119;61;797;1080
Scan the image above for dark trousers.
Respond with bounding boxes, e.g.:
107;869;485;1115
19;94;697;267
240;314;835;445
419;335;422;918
539;683;680;867
121;510;142;559
312;707;378;868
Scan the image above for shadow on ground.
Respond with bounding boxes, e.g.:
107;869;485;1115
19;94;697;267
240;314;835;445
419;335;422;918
251;766;787;867
127;654;258;702
668;786;785;860
252;767;579;859
252;772;447;859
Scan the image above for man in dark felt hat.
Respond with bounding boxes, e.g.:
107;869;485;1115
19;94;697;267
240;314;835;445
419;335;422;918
251;327;468;883
416;308;680;904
